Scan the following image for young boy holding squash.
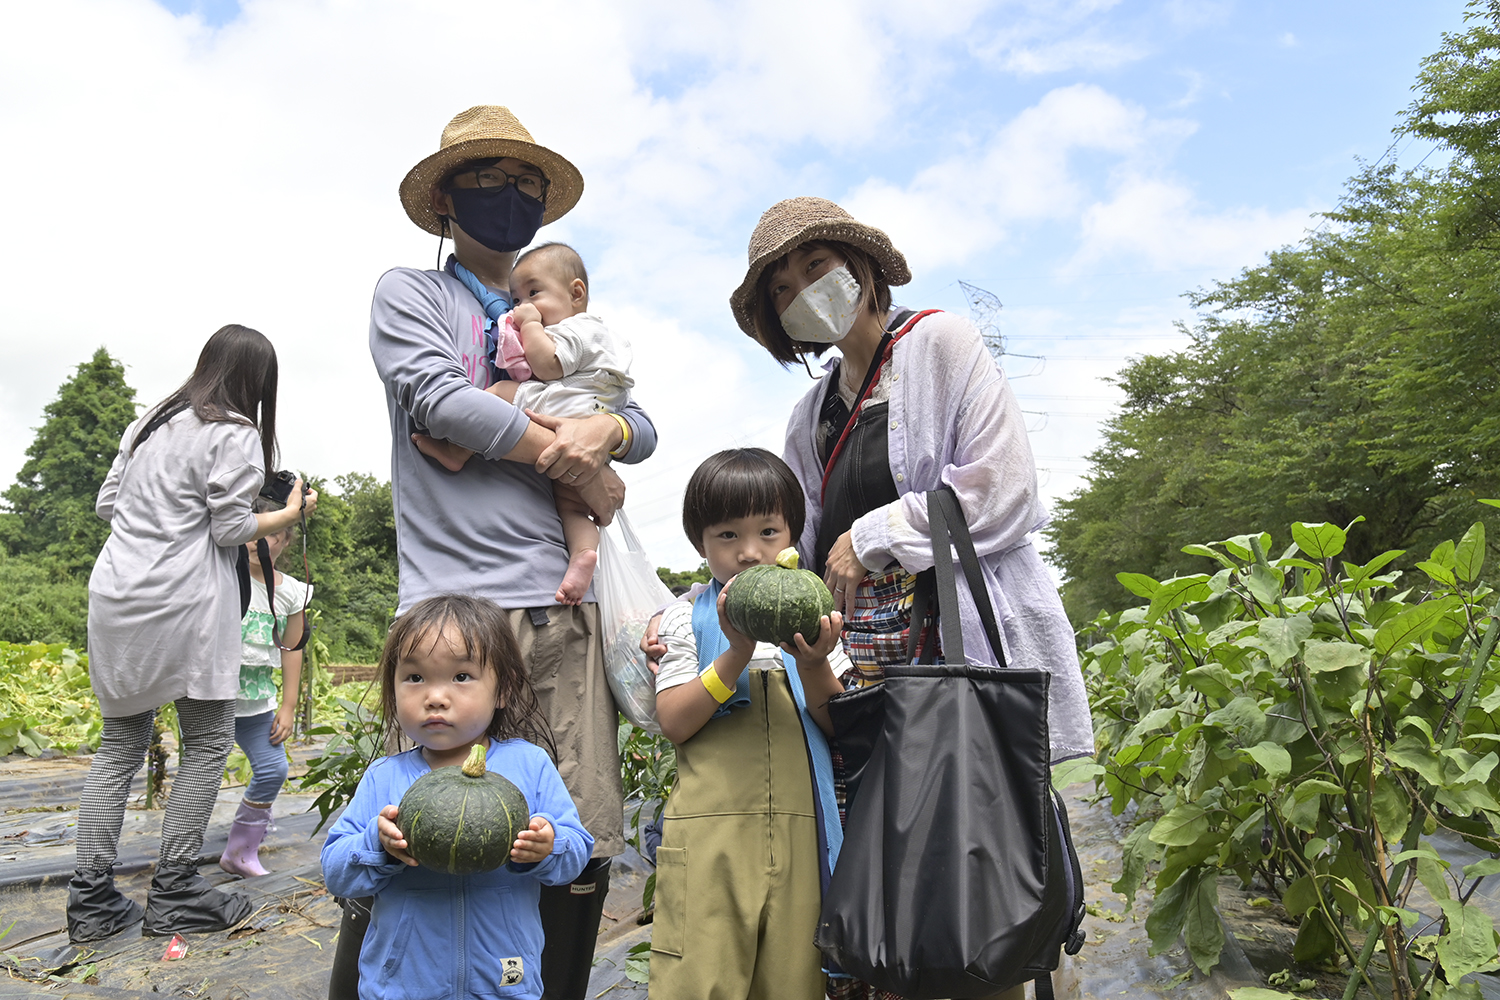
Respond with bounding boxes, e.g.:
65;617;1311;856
649;448;848;1000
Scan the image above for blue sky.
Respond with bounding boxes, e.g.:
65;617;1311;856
0;0;1472;572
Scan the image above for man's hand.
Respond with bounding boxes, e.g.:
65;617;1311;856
378;805;417;866
511;816;555;864
572;466;625;527
529;411;621;482
822;530;868;620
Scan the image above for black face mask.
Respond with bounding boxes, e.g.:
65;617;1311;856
444;184;546;253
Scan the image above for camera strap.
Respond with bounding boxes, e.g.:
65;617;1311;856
256;508;314;653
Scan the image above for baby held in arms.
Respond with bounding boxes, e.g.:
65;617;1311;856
415;243;633;605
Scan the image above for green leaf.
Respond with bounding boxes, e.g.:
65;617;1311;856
1243;742;1292;781
1053;758;1104;788
1245;564;1283;607
1456;522;1486;584
1291;521;1346;560
1113;822;1159;907
1480;499;1500;510
1255;614;1313;669
1204;696;1268;743
1416;560;1457;586
1292;910;1339;963
1387;734;1445;786
1463;858;1500;880
1145;868;1197;955
1182;543;1238;569
1228;991;1303;1000
1436;899;1500;979
1375;596;1458;655
1150;803;1211;847
1293;779;1347;802
1116;572;1160;599
1302;640;1369;673
1184;664;1236;700
1282;875;1319;916
1417;855;1454;901
1372;775;1411;842
1147;575;1212;623
1183;872;1224;973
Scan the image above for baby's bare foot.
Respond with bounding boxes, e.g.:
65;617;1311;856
411;433;474;473
555;549;599;605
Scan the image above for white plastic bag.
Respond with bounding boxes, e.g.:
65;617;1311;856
595;511;673;734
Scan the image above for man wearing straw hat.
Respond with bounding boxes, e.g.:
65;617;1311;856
333;106;657;1000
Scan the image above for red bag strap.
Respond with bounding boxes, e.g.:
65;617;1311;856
819;309;941;503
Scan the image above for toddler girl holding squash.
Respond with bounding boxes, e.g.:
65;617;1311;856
320;594;593;999
649;448;849;999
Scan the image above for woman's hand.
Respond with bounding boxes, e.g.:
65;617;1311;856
511;816;556;864
269;705;295;745
528;411;620;483
822;531;868;619
377;805;417;866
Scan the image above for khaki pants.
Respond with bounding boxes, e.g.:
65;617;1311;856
649;668;826;1000
509;603;623;858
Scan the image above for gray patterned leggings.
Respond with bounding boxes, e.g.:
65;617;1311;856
75;698;236;873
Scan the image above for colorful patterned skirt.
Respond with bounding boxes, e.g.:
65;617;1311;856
827;564;938;1000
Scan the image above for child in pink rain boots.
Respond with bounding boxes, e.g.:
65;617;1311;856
220;498;311;877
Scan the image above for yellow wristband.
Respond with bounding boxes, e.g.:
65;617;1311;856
700;666;735;704
607;413;632;459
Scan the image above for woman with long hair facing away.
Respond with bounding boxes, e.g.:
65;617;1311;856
68;324;318;942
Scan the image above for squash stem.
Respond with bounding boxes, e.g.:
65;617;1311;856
462;743;488;777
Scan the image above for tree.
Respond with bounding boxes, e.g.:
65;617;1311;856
2;349;137;572
1049;2;1500;622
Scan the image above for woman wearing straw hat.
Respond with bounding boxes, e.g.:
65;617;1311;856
730;197;1095;1000
336;106;658;1000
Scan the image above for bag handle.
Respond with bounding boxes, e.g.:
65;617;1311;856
924;488;1008;669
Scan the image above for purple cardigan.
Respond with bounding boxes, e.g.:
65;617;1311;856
783;310;1094;761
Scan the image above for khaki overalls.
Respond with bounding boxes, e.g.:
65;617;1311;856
649;667;827;1000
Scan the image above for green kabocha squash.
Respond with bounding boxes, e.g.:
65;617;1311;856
397;744;529;875
724;548;835;646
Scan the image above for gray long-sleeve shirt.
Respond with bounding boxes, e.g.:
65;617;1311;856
369;265;657;613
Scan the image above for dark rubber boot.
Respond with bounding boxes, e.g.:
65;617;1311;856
328;897;372;1000
539;857;612;1000
66;867;145;943
142;862;252;936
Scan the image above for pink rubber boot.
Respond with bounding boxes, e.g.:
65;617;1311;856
219;799;272;877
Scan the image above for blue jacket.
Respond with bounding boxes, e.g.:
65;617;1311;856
321;739;593;1000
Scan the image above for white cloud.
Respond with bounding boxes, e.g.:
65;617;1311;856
0;0;1332;574
1068;176;1314;273
843;84;1195;267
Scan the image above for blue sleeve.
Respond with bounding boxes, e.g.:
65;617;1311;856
508;753;593;885
369;268;533;460
321;758;409;898
616;396;657;465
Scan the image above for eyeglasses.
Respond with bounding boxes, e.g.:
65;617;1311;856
443;159;549;203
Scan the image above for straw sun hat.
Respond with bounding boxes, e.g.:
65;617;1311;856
729;197;911;338
399;106;584;235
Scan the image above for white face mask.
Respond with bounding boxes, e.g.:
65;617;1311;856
778;266;863;344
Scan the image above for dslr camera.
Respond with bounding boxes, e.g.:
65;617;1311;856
259;470;310;510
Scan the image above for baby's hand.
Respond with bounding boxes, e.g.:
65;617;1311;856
512;302;543;328
784;611;846;669
511;816;555;864
378;804;418;866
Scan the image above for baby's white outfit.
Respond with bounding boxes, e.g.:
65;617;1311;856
510;312;633;417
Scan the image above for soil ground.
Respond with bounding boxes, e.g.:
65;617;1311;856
6;744;1474;1000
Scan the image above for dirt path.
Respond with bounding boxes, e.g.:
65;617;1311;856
2;754;1287;999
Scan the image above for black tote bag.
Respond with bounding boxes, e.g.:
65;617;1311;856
817;489;1085;999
